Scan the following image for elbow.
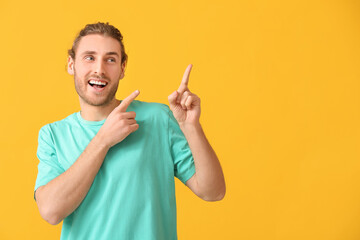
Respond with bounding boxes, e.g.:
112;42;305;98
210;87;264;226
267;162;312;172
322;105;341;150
202;186;226;202
36;198;62;225
35;187;63;225
46;217;61;226
38;205;62;225
46;215;62;226
203;191;225;202
215;189;226;201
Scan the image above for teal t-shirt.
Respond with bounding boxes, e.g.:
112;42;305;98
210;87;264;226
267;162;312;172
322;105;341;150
34;100;196;240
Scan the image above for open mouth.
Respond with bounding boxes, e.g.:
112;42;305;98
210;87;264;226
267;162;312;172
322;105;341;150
88;79;108;89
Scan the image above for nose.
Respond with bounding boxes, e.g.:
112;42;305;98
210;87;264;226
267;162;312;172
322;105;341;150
94;58;106;76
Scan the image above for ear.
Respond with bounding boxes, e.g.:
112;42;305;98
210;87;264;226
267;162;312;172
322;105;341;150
119;61;126;79
67;56;74;75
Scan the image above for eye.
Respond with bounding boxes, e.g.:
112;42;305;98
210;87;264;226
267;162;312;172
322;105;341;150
84;56;94;61
107;58;116;62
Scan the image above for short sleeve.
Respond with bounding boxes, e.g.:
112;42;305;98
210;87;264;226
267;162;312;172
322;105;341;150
167;108;196;185
34;124;65;200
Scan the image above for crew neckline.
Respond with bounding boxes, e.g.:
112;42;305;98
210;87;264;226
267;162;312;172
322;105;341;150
76;112;106;126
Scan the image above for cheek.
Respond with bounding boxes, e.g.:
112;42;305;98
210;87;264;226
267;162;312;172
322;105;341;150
108;67;122;79
74;64;90;79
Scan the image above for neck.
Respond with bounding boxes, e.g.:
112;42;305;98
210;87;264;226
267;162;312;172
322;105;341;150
79;97;120;121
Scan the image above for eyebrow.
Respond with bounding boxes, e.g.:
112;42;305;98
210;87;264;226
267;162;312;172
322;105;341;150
80;51;119;57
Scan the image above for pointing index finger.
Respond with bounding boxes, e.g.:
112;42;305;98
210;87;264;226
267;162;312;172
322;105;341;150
178;64;192;91
117;90;140;112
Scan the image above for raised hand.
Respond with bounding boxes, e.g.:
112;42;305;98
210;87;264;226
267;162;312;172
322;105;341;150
168;64;201;125
97;90;140;148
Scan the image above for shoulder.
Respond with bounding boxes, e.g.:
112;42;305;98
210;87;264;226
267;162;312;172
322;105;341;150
38;112;78;136
129;100;171;116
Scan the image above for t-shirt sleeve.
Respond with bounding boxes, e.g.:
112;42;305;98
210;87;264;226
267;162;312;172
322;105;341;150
34;124;65;201
167;108;196;185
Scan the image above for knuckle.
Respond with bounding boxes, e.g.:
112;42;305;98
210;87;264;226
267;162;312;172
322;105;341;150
116;115;123;121
182;96;188;103
120;113;127;119
124;125;131;132
119;121;126;128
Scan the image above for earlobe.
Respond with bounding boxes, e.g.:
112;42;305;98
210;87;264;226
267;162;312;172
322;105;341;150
67;66;74;75
67;56;74;75
119;62;126;79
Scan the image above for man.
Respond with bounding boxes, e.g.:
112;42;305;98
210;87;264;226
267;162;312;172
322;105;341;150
34;22;225;240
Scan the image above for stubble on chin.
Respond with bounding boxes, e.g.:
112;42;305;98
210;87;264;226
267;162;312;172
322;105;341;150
73;71;119;107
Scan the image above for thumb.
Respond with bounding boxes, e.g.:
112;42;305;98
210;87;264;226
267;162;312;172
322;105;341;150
168;91;178;107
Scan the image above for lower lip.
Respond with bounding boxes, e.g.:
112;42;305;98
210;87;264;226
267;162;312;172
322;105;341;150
89;83;107;92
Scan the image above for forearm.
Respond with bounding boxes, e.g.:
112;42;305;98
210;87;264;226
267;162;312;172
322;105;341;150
36;133;110;225
180;122;226;200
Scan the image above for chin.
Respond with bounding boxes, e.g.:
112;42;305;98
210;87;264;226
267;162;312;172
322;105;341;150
82;96;115;107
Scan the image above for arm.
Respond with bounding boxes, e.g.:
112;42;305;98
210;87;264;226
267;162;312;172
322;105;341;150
35;135;110;225
168;65;226;202
180;122;225;201
35;90;140;225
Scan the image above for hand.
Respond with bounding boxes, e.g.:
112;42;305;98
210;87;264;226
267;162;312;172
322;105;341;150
97;90;140;148
168;64;201;125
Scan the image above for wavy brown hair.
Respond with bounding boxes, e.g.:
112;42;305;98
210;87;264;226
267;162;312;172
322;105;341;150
68;22;128;64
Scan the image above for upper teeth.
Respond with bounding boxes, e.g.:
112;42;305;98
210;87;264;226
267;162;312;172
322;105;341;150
89;80;107;86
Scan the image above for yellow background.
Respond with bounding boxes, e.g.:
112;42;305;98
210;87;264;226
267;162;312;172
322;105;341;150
0;0;360;239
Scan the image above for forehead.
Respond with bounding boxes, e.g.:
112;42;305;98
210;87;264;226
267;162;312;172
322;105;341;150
76;34;121;56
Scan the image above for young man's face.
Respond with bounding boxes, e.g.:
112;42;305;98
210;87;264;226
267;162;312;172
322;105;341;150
67;34;125;107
